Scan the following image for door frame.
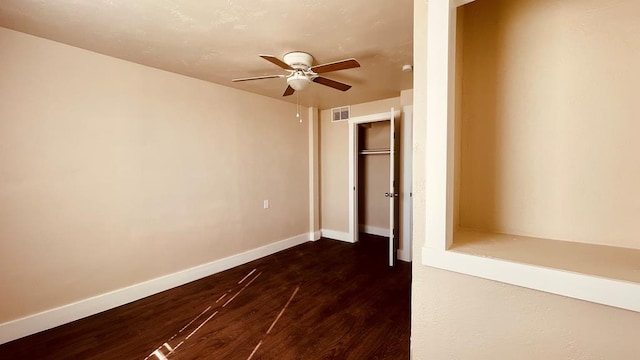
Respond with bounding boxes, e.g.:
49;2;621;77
400;105;413;262
348;108;411;261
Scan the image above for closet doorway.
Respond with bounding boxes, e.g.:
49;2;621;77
348;109;402;266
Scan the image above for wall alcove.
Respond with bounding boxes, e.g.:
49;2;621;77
422;0;640;312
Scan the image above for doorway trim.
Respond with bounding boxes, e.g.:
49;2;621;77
399;105;413;262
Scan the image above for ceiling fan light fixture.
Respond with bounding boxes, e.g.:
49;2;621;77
232;52;360;96
287;73;311;91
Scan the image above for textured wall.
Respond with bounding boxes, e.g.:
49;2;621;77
319;97;400;233
457;0;640;249
411;0;640;358
0;27;309;323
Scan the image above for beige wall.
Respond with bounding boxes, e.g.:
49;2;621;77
358;121;391;230
319;97;400;233
358;155;390;230
457;0;640;250
411;0;640;359
319;110;349;233
0;27;309;323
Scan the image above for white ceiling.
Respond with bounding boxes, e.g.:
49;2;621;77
0;0;414;109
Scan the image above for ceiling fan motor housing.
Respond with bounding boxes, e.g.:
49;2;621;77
283;51;314;70
287;72;312;91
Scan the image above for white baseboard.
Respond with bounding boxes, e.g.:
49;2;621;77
309;231;321;241
320;229;351;242
397;248;411;262
358;224;390;237
0;233;309;345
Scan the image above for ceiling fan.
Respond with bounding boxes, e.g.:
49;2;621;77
232;51;361;96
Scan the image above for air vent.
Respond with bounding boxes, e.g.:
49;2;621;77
331;106;350;122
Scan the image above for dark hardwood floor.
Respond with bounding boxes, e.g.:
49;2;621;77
0;235;411;359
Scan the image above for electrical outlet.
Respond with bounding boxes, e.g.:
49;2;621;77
263;200;269;209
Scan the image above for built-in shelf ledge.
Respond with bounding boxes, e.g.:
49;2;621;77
423;230;640;312
359;148;391;155
452;230;640;284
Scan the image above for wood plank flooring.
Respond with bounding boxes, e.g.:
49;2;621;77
0;235;411;359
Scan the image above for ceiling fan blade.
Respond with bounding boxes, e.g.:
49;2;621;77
310;58;360;74
283;85;295;96
259;54;294;70
312;77;352;91
232;74;286;82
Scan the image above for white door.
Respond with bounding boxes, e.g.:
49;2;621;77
387;109;397;266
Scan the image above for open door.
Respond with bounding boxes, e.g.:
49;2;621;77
386;108;398;266
348;108;402;264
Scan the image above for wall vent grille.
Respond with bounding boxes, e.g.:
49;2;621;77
331;106;350;122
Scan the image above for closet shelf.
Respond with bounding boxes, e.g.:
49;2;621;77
359;149;391;155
